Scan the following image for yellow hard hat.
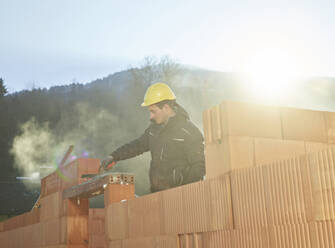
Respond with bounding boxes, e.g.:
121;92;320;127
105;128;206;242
141;82;176;107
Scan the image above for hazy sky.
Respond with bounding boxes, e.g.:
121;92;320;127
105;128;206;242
1;0;334;93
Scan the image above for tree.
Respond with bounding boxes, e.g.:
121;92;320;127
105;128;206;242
0;78;8;97
130;56;181;87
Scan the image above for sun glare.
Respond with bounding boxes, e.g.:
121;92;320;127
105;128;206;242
240;47;302;102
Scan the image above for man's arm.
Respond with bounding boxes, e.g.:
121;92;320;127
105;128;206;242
183;127;206;182
110;127;150;162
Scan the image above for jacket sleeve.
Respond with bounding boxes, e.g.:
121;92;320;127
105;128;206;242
110;127;150;161
183;126;206;182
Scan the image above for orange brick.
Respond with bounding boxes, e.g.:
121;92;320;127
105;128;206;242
233;227;270;248
205;136;254;178
209;174;234;230
32;223;43;248
42;218;62;246
90;208;105;220
263;157;313;226
280;107;327;142
269;223;312;247
7;228;24;248
307;148;335;221
61;215;89;245
24;208;40;225
108;239;123;248
60;158;100;190
3;214;25;231
179;233;204;248
305;141;335;153
231;167;268;229
89;233;106;248
40;192;62;221
127;192;162;238
254;138;305;166
202;229;232;248
122;236;155;248
0;221;3;232
182;180;213;233
40;171;62;197
23;225;33;248
142;193;163;237
161;186;184;234
104;183;135;207
105;201;128;241
63;198;89;217
219;101;283;139
203;109;213;144
325;111;335;144
155;235;179;248
309;221;335;247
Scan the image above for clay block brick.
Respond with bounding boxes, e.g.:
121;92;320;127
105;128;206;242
202;229;232;248
89;208;105;220
209;174;234;230
41;171;62;197
325;111;335;144
281;107;327;142
42;218;61;246
108;240;123;248
122;236;156;248
269;223;312;247
307;148;335;221
105;201;128;240
220;101;283;139
63;198;89;217
203;109;213;144
254;138;305;166
8;228;24;248
32;223;43;248
60;158;100;190
233;227;270;248
142;192;163;237
205;136;254;178
305;141;335;154
128;192;162;238
24;208;40;225
104;183;135;207
23;225;33;248
182;180;213;233
3;213;25;231
61;215;89;245
40;192;62;221
89;234;106;248
263;157;313;226
89;217;105;235
162;186;184;234
310;221;335;247
0;221;3;232
179;233;204;248
231;166;268;229
155;235;179;248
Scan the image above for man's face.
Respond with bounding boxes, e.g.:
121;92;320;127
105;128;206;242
148;104;169;124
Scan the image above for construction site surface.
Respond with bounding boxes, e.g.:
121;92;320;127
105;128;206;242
1;100;335;247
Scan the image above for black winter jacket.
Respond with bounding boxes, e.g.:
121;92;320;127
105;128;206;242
111;106;205;192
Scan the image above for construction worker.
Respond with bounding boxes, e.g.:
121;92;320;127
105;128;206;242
101;82;205;192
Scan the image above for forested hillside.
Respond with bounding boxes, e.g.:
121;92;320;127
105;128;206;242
1;58;335;215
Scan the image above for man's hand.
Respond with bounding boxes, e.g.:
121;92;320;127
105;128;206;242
100;155;116;172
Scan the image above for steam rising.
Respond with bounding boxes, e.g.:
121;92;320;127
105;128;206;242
10;102;151;194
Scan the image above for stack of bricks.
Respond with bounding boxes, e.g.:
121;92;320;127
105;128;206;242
0;158;100;248
103;101;335;247
88;209;106;248
203;101;335;177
